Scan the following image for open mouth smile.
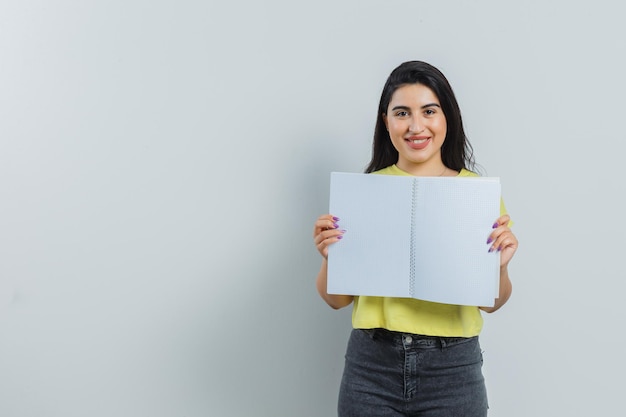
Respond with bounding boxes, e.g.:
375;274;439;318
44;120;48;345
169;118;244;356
405;137;431;150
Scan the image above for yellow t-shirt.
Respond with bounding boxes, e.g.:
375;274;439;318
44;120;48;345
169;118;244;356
350;164;507;337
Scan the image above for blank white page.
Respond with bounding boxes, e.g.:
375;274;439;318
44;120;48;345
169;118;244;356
411;177;501;306
327;173;413;297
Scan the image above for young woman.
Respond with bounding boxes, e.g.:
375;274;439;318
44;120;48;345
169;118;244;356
313;61;518;417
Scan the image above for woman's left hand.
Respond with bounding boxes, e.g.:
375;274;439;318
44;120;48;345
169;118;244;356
487;214;518;267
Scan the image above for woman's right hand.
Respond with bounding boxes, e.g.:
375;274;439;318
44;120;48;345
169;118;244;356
313;214;345;259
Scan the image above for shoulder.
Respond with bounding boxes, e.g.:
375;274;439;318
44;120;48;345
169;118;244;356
457;168;480;177
371;165;411;176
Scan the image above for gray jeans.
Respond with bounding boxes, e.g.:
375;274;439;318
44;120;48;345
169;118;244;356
338;328;488;417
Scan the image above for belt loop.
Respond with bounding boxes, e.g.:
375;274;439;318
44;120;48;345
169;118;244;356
439;337;446;351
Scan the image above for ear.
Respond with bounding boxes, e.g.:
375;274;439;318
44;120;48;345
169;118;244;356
382;113;388;131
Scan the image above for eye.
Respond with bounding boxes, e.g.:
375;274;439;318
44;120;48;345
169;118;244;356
395;110;409;117
424;108;436;116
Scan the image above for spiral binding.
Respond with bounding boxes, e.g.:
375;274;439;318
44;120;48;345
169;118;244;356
409;178;417;298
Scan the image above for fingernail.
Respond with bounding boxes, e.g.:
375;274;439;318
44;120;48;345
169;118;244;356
337;235;343;240
497;245;502;252
333;216;340;221
488;247;494;253
492;222;498;229
486;237;493;244
333;223;339;228
341;229;346;233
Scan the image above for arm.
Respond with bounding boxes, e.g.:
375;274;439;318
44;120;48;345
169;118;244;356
316;258;354;309
313;214;354;310
480;265;512;313
480;214;518;313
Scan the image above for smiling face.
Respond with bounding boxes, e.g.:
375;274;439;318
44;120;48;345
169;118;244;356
383;83;448;176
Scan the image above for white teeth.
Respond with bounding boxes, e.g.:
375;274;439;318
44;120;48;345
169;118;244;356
412;139;427;144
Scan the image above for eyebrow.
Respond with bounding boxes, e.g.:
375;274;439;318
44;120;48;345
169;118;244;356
391;103;441;111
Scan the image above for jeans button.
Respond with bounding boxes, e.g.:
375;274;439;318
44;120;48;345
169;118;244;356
405;336;412;344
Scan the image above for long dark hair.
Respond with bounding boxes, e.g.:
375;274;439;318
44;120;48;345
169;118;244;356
365;61;477;173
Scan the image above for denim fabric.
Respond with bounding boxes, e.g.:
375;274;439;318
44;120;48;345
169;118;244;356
338;328;488;417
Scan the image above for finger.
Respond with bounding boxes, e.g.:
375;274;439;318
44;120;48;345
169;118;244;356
500;233;518;251
490;231;518;253
500;239;518;265
486;215;513;247
313;214;340;237
487;228;506;252
314;228;345;245
315;229;346;259
491;214;510;229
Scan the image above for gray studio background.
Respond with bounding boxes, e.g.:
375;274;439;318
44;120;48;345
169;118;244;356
1;1;624;416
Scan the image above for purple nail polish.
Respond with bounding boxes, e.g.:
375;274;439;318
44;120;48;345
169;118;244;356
341;229;347;233
488;247;494;253
333;216;340;221
492;222;498;229
333;223;339;228
486;237;493;244
337;235;343;240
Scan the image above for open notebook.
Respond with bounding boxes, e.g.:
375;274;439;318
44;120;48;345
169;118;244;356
327;172;501;307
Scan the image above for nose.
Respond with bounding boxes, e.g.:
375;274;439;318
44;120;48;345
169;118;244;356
408;117;424;134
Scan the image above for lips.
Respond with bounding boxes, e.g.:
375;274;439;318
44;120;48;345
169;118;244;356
405;137;431;150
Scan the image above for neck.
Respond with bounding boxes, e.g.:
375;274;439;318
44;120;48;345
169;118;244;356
396;161;452;177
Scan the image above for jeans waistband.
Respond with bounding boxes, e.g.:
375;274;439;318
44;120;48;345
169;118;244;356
360;328;475;348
